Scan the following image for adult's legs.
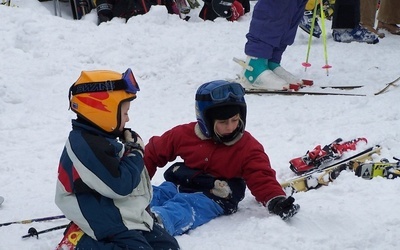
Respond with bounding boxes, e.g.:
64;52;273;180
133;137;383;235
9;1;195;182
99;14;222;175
242;0;307;89
331;0;379;43
377;0;400;24
360;0;384;37
360;0;378;28
332;0;360;29
377;0;400;34
245;0;306;60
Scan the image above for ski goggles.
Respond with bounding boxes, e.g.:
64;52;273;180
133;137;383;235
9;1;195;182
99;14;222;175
121;68;140;94
70;68;140;97
196;82;245;102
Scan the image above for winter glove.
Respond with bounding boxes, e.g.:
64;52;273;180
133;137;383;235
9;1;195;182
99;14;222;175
96;3;113;25
267;196;300;221
210;180;232;198
123;129;144;157
228;1;244;21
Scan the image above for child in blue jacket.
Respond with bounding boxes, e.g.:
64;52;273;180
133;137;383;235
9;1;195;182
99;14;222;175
55;68;180;249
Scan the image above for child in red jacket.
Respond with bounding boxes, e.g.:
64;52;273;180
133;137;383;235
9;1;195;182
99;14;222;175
145;80;299;236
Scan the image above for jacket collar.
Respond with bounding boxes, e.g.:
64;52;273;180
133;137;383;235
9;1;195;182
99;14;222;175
194;123;243;146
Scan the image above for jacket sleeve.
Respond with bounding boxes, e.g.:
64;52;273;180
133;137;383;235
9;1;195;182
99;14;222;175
241;137;286;204
144;127;179;178
68;130;144;199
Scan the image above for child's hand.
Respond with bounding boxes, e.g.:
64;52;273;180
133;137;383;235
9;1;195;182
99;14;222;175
124;129;144;157
211;180;232;198
267;196;300;220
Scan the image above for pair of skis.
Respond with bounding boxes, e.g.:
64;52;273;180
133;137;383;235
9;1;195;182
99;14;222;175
244;77;399;96
233;57;400;96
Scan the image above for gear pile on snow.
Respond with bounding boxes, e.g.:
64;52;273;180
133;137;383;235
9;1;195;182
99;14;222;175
281;145;382;193
289;138;368;175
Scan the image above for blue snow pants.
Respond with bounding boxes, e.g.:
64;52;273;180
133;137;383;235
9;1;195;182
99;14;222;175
150;181;224;236
245;0;308;63
75;223;180;250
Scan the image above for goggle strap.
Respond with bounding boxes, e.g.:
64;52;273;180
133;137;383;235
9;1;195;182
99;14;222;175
69;79;126;96
195;94;213;101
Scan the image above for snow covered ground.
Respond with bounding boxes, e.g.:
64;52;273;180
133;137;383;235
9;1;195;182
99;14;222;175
1;1;400;249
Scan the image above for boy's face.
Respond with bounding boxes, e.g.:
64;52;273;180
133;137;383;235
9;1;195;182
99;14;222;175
214;113;240;136
119;101;131;131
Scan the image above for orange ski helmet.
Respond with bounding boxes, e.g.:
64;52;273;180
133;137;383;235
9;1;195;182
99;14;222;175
69;68;140;133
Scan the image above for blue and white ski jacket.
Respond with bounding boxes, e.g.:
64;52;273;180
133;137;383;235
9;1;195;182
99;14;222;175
55;120;153;240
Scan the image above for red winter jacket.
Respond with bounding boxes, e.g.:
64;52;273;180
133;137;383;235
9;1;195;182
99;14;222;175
144;122;285;204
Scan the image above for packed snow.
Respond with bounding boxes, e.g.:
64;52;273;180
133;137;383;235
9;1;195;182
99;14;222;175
1;1;400;249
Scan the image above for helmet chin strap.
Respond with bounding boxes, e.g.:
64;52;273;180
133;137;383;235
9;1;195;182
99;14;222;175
213;120;244;144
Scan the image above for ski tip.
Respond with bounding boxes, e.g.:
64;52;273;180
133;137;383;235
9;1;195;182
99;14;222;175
0;196;4;206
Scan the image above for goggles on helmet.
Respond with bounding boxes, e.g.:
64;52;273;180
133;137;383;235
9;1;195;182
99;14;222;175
69;68;140;98
195;82;245;102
